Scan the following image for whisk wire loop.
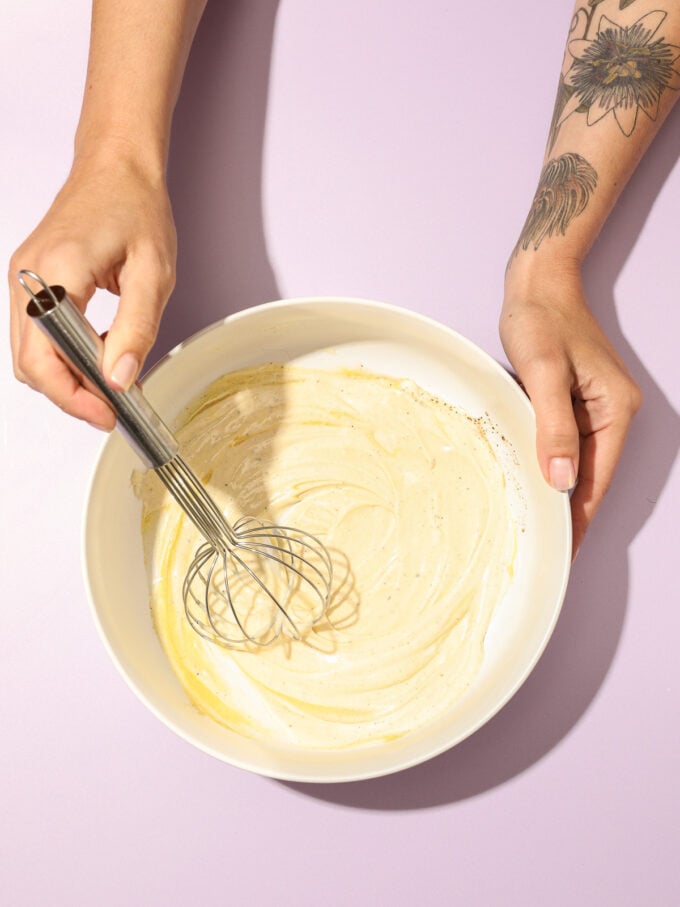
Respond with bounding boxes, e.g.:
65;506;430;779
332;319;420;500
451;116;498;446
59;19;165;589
236;532;333;599
161;455;333;646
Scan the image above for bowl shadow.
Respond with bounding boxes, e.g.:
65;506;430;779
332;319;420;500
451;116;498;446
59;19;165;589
281;107;680;809
146;1;679;808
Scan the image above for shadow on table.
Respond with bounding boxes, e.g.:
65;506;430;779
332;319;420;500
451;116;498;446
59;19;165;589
282;108;680;810
149;0;282;365
147;1;679;809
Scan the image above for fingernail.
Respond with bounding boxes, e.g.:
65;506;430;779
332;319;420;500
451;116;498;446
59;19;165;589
110;353;139;391
549;457;576;492
87;420;109;432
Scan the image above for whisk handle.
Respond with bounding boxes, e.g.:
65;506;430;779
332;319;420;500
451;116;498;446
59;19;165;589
21;273;179;469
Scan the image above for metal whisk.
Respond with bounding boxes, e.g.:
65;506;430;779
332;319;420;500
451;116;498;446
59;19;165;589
19;271;333;647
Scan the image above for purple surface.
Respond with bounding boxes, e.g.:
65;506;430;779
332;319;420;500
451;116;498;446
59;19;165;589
1;2;678;905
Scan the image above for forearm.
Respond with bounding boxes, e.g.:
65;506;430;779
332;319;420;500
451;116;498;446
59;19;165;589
73;0;207;174
509;0;680;274
9;0;207;424
500;1;670;549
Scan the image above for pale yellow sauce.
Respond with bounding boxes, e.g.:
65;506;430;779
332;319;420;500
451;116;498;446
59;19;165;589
135;364;516;749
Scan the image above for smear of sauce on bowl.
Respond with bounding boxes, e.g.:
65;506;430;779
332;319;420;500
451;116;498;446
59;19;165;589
135;364;516;749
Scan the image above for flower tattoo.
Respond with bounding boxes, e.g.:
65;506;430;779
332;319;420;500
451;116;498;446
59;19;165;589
514;152;598;254
557;10;680;137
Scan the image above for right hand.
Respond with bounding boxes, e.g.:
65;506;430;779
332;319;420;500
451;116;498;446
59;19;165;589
501;258;642;557
9;149;177;430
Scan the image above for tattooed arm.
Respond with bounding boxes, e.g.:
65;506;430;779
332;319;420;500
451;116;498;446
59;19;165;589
502;0;680;557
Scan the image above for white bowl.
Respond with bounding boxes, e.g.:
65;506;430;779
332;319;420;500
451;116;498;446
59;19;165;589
83;297;571;782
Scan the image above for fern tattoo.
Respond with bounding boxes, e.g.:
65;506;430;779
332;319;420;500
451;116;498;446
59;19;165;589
514;152;598;253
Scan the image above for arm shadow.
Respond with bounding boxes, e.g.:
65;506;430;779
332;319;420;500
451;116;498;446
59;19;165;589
149;0;282;365
281;106;680;810
143;0;284;523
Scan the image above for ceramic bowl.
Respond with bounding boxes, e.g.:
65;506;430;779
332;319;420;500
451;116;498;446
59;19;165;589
83;298;571;782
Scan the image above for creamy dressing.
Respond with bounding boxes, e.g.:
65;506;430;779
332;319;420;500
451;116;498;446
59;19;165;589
135;364;516;749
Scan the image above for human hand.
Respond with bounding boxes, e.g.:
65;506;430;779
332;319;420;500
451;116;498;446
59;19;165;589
501;259;641;559
9;150;177;430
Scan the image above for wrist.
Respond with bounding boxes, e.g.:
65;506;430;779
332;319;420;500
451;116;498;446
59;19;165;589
505;246;583;291
72;129;168;186
503;250;588;314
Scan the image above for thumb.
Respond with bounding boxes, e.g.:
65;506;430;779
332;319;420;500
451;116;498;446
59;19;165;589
101;258;174;391
521;358;580;493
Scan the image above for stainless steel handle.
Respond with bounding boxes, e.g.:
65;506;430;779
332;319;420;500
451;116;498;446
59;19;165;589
19;271;179;469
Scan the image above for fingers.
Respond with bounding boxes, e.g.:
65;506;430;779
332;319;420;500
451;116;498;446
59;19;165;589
524;361;640;559
519;356;580;493
19;332;117;429
570;385;641;557
501;283;641;561
9;160;177;428
10;243;175;431
101;250;175;390
8;256;115;429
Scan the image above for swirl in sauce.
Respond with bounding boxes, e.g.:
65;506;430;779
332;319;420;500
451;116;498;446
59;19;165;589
135;364;516;749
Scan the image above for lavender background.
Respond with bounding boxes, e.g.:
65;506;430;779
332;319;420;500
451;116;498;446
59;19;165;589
1;2;678;904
